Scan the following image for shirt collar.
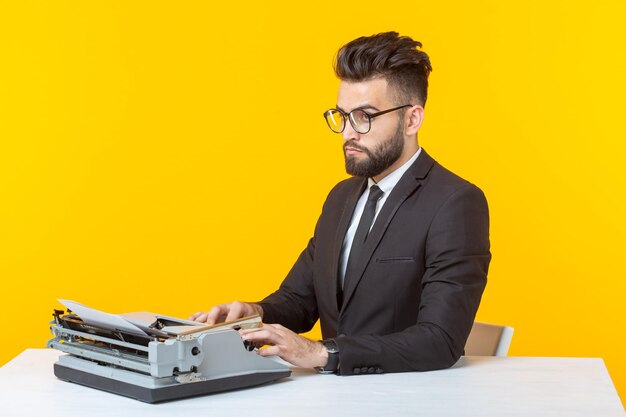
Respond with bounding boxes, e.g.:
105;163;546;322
367;147;422;194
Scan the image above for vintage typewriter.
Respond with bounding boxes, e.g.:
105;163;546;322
47;300;290;403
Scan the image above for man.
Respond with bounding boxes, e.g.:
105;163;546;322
191;32;490;375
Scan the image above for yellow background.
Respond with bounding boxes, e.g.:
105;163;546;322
1;0;624;405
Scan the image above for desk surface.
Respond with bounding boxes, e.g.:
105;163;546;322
0;349;623;417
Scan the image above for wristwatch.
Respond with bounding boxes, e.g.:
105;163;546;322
315;339;340;374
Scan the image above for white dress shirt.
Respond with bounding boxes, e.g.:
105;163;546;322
339;148;422;284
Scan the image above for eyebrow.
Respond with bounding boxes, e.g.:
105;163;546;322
336;104;380;113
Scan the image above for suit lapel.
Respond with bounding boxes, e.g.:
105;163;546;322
331;178;367;311
340;150;436;314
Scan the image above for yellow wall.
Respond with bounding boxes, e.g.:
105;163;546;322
1;0;624;404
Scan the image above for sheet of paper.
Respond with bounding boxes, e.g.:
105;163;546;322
58;299;147;337
119;312;172;337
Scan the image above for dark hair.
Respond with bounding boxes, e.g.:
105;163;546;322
334;32;433;107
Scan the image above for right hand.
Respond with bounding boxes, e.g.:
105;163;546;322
189;301;263;325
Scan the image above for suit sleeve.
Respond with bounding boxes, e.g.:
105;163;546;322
335;184;491;374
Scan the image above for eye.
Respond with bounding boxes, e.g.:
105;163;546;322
350;109;370;126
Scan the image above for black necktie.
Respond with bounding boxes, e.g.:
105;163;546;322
341;185;384;295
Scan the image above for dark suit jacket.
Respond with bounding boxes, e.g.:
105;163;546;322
259;149;490;375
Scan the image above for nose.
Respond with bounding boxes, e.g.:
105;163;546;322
342;118;360;143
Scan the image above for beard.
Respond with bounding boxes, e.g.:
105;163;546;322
344;122;404;178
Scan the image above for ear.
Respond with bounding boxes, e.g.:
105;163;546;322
404;105;424;136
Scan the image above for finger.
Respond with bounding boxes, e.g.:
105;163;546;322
257;345;281;357
191;312;209;322
240;324;286;340
206;305;228;325
225;301;245;322
241;329;276;345
239;326;266;336
256;323;286;337
188;312;203;321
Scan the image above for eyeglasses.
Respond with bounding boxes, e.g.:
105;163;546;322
323;104;413;134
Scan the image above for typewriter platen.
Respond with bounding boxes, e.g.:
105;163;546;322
47;300;291;403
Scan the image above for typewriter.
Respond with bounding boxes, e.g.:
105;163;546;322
47;300;291;403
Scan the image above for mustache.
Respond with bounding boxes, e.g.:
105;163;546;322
343;141;368;152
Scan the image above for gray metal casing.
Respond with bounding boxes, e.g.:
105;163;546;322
47;319;291;402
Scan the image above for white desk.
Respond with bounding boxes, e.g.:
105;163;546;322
0;349;623;417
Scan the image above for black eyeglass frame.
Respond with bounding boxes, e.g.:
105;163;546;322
323;104;414;134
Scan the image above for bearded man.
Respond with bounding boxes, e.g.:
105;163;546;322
191;32;491;376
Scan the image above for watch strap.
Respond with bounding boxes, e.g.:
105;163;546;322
315;339;339;374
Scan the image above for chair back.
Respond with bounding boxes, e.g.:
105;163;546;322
465;321;514;356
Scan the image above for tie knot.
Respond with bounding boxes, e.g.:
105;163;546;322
368;185;384;202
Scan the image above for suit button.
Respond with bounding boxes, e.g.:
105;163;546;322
368;367;375;374
376;368;383;374
360;367;368;374
353;367;360;375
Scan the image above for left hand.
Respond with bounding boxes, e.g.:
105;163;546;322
239;323;328;368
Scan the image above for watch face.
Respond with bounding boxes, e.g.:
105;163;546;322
322;340;339;353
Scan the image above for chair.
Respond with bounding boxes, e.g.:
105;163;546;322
464;321;514;356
